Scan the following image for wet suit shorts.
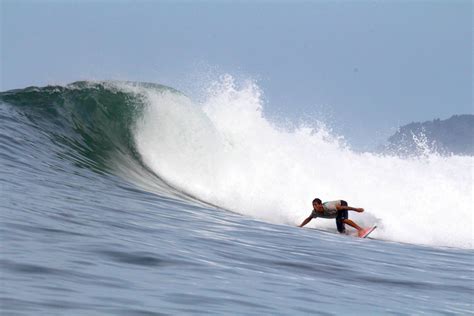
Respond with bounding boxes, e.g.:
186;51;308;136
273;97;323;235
336;200;349;233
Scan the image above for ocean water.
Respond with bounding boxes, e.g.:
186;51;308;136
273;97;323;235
1;79;472;315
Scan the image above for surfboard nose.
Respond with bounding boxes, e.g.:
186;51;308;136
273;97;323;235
359;225;377;238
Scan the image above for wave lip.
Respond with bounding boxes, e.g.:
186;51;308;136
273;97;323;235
0;81;170;172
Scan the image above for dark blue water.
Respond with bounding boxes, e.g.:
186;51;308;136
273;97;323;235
1;82;472;315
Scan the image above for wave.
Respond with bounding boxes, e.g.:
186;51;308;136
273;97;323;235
0;81;148;170
1;78;472;249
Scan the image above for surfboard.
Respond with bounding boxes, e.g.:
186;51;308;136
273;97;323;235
359;225;377;238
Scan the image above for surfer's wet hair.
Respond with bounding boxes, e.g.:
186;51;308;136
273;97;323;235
312;198;322;205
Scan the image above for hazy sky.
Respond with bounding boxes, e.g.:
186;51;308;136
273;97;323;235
2;0;472;148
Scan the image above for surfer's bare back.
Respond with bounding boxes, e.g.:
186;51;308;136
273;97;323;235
299;198;370;237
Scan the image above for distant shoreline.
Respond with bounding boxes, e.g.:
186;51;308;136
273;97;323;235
380;114;474;156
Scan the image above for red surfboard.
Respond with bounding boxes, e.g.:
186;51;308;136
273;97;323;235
359;225;377;238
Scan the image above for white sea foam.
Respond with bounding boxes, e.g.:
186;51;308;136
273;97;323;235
132;75;473;249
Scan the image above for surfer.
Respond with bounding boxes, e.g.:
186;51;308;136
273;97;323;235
299;198;370;237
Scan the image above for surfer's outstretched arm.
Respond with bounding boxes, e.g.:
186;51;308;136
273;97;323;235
338;205;364;212
299;216;313;227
